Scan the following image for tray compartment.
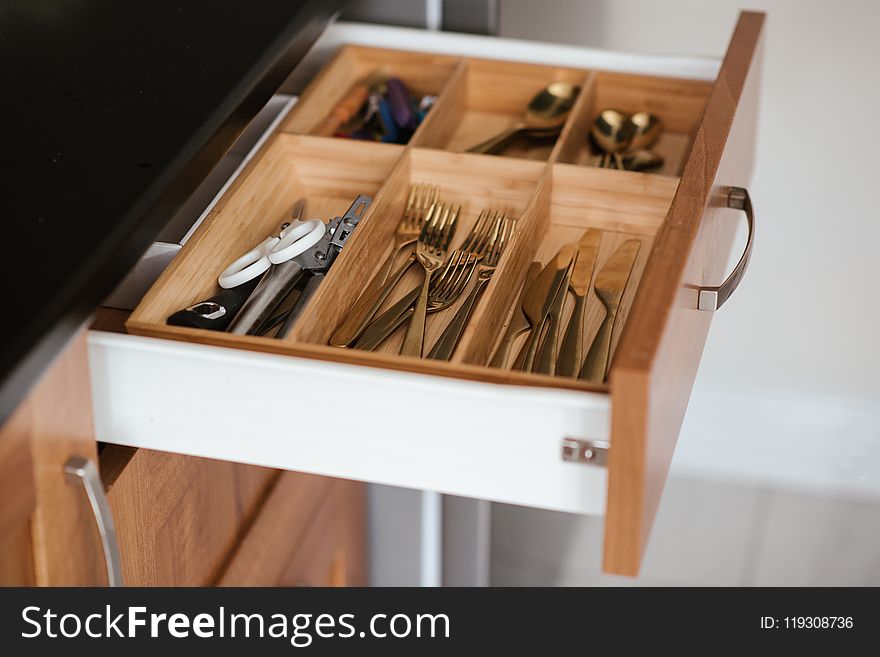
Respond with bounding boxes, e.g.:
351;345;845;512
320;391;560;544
128;135;402;328
457;163;678;372
554;71;713;176
412;57;590;161
281;45;462;142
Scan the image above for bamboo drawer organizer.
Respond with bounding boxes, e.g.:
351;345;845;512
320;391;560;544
128;45;713;393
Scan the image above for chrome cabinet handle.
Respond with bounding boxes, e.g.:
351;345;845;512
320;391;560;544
698;186;755;311
64;456;123;587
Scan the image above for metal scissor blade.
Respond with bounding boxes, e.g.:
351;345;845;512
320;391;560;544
227;260;306;335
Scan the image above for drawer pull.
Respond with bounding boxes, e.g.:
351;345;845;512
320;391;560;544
561;438;610;466
698;186;754;311
64;456;123;587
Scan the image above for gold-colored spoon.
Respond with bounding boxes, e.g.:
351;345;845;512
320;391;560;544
467;82;579;155
590;109;634;169
628;112;662;151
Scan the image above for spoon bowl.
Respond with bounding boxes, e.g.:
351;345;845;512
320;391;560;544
628;112;662;151
590;109;634;168
467;82;580;154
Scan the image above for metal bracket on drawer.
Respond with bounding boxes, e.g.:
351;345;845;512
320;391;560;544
561;438;610;466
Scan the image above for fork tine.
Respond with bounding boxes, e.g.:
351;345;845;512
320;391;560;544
459;209;487;252
419;185;438;225
440;205;460;251
419;202;438;242
432;250;461;293
439;253;477;302
475;210;500;256
434;204;453;250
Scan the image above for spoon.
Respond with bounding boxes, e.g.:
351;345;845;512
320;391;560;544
467;82;579;155
628;112;662;151
590;109;634;169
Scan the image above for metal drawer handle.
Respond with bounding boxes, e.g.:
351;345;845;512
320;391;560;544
698;186;755;311
64;456;123;587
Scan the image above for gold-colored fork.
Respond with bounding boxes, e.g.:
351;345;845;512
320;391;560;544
353;251;479;351
427;212;516;360
329;184;438;348
400;202;460;357
354;209;497;353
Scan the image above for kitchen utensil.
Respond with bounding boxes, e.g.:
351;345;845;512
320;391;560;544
591;109;634;170
556;229;602;377
167;199;320;331
400;202;460;356
513;245;575;372
533;245;579;375
579;239;641;382
217;200;324;289
316;70;387;137
353;250;479;351
428;212;514;360
466;82;579;155
227;195;371;336
329;183;438;348
488;261;542;368
627;112;662;151
356;211;498;352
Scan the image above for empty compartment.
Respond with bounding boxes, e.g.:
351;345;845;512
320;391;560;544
458;163;678;385
281;45;461;144
412;57;589;161
554;71;712;176
291;148;545;359
127;135;402;332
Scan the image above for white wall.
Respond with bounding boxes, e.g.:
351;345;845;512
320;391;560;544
500;0;880;495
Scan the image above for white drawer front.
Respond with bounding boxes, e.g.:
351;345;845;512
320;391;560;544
89;332;609;515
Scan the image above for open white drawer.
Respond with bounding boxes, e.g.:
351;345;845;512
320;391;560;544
88;16;764;575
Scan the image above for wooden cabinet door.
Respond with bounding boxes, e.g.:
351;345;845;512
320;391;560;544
103;445;277;586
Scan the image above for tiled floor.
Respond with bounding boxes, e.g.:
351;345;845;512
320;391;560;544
490;476;880;586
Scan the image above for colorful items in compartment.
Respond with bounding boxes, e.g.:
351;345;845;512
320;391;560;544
335;76;434;144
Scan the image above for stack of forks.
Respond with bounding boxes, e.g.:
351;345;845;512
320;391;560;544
330;183;515;359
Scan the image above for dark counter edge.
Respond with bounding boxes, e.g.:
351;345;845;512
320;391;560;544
0;2;343;422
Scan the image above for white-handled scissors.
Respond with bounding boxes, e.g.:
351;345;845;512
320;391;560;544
218;200;325;289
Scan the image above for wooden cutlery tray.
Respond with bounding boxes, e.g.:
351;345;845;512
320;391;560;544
128;46;705;392
121;12;763;577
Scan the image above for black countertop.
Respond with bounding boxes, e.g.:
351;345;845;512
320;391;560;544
0;1;343;419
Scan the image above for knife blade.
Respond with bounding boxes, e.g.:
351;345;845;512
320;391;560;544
579;239;641;382
513;244;575;372
556;229;602;377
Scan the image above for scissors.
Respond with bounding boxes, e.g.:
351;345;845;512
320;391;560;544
167;199;320;331
228;194;371;337
217;199;325;289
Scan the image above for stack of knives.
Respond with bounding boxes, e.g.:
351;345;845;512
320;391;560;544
490;229;641;382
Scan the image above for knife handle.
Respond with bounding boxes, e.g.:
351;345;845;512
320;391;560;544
533;286;570;375
514;323;543;372
579;307;615;382
316;85;370;137
556;293;586;377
